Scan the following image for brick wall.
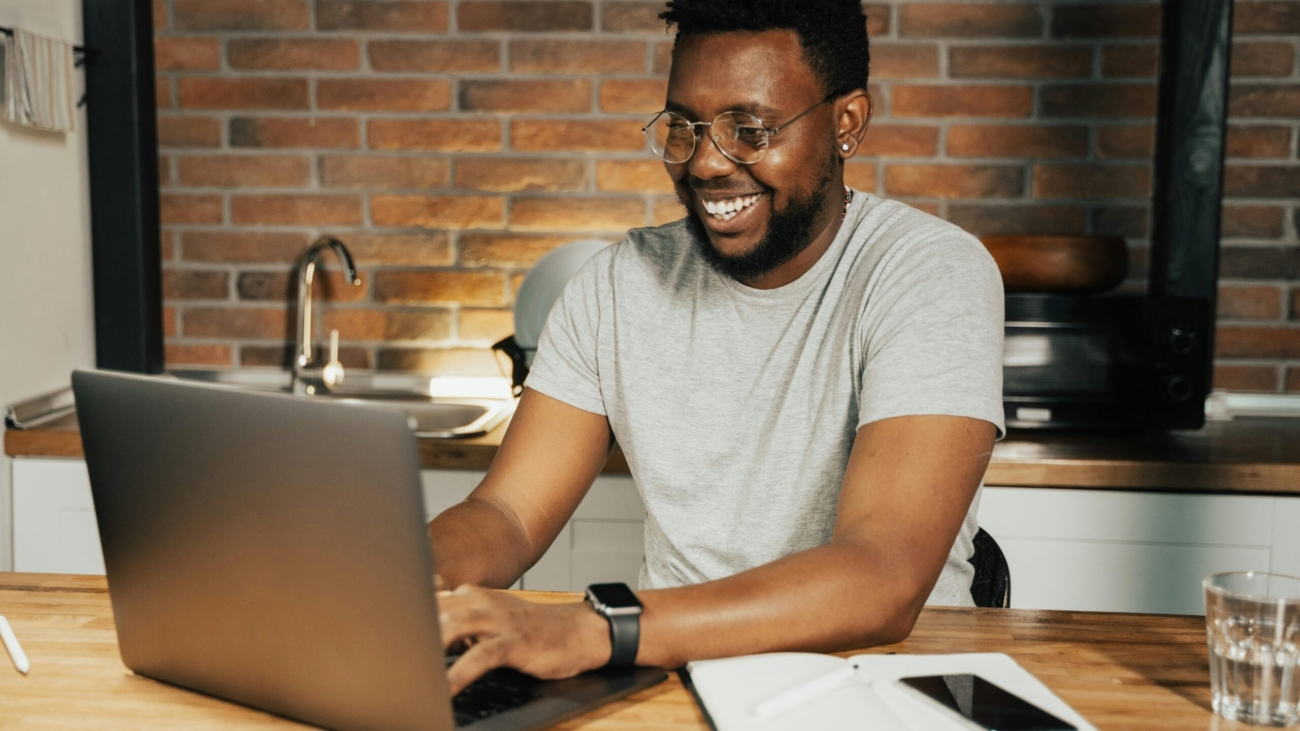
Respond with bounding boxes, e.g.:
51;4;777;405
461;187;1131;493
154;0;1300;392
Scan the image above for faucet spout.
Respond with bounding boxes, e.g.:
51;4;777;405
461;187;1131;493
294;237;362;391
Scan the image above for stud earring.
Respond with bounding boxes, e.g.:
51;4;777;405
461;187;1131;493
841;143;851;152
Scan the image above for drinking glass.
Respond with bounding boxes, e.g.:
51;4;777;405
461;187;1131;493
1204;571;1300;726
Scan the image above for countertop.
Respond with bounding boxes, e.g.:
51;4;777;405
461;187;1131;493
0;572;1217;730
7;412;1300;494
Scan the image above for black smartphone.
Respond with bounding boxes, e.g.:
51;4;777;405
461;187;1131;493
897;674;1077;731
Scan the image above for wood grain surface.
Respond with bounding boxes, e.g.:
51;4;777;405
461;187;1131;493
981;236;1129;294
0;573;1241;731
9;413;1300;494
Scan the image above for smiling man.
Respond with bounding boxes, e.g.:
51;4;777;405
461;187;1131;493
428;0;1005;693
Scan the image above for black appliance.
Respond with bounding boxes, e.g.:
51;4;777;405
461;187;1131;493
1002;0;1233;431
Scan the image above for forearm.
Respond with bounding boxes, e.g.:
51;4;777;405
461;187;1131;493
634;539;933;668
428;497;534;589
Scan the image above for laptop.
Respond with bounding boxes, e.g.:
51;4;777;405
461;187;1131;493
71;369;666;731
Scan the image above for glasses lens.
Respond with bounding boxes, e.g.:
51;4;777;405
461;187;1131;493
647;112;696;164
713;112;769;164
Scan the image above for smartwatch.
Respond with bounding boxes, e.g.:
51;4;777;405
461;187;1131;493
585;582;642;669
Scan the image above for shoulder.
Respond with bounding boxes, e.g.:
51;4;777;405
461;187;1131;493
850;196;1000;290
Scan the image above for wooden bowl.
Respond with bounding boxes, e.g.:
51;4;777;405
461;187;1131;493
980;236;1129;294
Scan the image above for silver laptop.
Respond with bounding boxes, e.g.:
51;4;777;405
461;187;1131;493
72;369;665;731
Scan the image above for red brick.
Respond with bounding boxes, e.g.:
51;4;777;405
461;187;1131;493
511;40;645;73
1033;164;1152;199
323;309;453;343
511;120;645;152
173;0;309;30
161;194;223;224
156;78;173;108
370;41;501;72
178;155;311;187
1096;125;1155;159
320;156;449;189
1091;206;1149;237
458;2;593;31
460;79;592;113
866;3;892;37
1233;41;1296;77
159;155;173;185
456;158;588;192
950;46;1091;79
948;204;1087;235
460;233;575;268
326;232;454;266
653;196;685;226
1224;166;1300;198
1294;289;1300;320
600;79;667;114
368;119;502;152
899;3;1042;38
166;344;235;367
1216;327;1300;359
182;231;312;263
371;195;505;229
155;38;220;71
1222;205;1286;238
595;160;674;193
892;85;1034;117
228;39;360;71
653;42;673;75
1289;367;1300;393
316;1;449;31
163;269;230;300
1214;365;1279;392
374;271;509;306
231;195;363;225
870;44;940;79
843;163;878;192
1219;285;1282;320
1051;4;1161;38
163;307;178;337
1230;86;1300;118
154;0;168;29
376;348;498;374
237;270;368;303
240;345;371;369
509;197;645;231
1040;84;1157;118
1102;44;1158;78
948;125;1089;158
1221;247;1300;279
178;78;309;110
885;165;1023;199
230;117;359;149
458;309;514;342
158;115;222;148
1235;1;1300;34
319;79;451;112
600;2;664;32
1227;125;1292;158
183;307;289;339
860;125;940;157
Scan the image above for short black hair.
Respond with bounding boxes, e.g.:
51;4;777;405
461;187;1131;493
660;0;870;97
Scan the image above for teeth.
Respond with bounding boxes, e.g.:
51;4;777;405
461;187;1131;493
703;194;760;220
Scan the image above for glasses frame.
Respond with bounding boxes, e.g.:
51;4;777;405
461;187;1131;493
642;91;841;165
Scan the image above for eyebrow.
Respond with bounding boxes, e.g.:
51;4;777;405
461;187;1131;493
663;99;783;120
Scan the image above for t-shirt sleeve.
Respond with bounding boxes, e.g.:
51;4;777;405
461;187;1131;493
857;230;1006;438
522;248;612;416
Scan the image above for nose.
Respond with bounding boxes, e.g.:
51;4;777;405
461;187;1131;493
687;128;737;180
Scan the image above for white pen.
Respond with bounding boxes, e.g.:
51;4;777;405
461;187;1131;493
751;662;859;720
0;616;30;675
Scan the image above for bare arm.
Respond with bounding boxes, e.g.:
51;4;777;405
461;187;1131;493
428;388;614;589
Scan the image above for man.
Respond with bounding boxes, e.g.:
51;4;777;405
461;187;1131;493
430;0;1004;693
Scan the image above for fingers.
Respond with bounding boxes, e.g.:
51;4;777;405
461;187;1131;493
438;586;503;650
446;638;509;696
434;574;449;592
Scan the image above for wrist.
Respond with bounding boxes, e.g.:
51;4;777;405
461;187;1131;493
572;601;614;669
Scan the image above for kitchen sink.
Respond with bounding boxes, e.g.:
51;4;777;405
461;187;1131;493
168;369;515;438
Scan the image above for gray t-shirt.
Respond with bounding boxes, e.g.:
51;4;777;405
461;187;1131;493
526;192;1005;606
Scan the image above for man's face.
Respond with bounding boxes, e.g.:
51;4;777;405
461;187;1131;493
664;30;841;280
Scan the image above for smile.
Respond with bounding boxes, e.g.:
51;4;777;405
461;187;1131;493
701;194;762;222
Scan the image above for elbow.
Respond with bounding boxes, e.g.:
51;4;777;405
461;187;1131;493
877;602;923;645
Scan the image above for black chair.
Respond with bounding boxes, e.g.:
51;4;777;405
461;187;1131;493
969;528;1011;608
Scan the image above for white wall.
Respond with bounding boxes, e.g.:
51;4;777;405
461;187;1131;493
0;0;95;571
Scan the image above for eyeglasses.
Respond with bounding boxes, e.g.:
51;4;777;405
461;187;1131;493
643;92;838;165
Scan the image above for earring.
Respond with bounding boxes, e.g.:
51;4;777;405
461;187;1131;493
841;143;851;152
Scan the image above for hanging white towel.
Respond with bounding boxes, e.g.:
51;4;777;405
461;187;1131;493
2;28;76;133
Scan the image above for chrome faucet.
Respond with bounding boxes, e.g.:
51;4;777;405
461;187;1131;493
293;237;362;395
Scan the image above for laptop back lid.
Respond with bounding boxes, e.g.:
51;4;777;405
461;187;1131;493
72;369;453;731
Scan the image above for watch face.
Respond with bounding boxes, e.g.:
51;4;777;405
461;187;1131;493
587;582;642;610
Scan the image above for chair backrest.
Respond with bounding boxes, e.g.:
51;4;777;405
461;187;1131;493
969;528;1011;608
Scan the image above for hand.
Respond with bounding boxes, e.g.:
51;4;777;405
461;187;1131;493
438;585;613;695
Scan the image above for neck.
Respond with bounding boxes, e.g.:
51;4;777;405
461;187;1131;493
736;180;849;290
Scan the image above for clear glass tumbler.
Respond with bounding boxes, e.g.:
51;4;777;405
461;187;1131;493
1204;572;1300;726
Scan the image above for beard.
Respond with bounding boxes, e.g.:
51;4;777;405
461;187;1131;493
678;157;838;282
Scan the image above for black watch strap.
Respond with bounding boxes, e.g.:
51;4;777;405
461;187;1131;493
604;611;640;669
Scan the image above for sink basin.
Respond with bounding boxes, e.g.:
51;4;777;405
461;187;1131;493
168;369;515;438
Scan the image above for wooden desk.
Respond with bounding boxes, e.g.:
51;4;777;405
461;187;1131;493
0;573;1229;730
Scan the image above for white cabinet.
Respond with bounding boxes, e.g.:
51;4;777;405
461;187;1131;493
12;459;103;575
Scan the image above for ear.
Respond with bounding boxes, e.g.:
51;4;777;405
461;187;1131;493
834;90;873;159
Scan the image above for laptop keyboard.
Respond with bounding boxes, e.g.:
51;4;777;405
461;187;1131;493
448;660;541;727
